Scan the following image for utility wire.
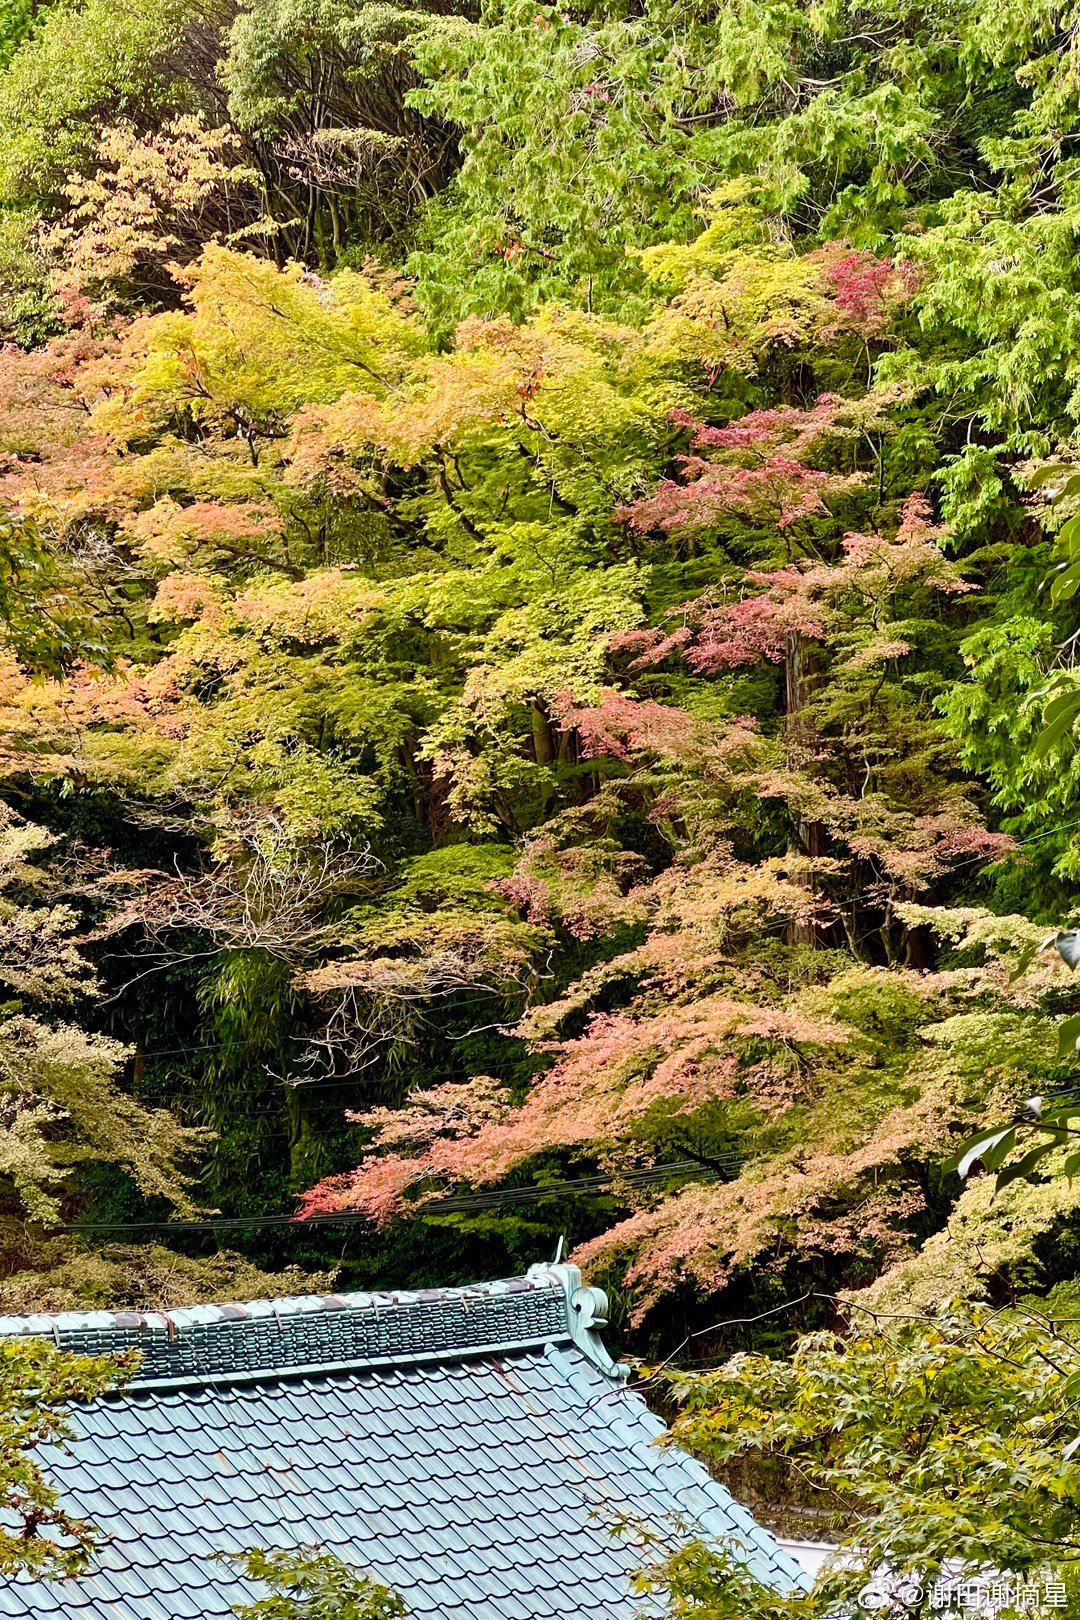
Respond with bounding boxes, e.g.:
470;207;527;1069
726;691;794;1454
946;812;1080;873
107;810;1080;1074
56;1156;741;1236
67;814;1080;1220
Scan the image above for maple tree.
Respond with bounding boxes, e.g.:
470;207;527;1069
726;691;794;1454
0;204;1060;1328
637;1304;1080;1617
0;1335;129;1578
2;0;1080;1375
230;1548;405;1620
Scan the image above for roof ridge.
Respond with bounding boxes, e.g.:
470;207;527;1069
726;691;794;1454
0;1269;553;1337
0;1264;625;1387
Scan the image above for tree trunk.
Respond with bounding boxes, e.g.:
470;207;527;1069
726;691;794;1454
531;702;555;766
784;632;827;946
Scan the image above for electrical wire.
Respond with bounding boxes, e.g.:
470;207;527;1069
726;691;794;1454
107;810;1080;1077
56;1156;741;1236
946;812;1080;872
64;811;1080;1228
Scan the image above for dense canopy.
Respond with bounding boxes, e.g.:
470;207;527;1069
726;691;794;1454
3;0;1080;1366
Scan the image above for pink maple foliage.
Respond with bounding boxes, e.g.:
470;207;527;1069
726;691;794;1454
296;846;849;1228
669;394;856;457
684;577;833;673
551;688;698;760
623;456;856;535
812;244;922;337
296;988;850;1224
609;493;969;675
621;393;870;537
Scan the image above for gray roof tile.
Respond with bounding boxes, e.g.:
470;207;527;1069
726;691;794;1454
0;1267;808;1618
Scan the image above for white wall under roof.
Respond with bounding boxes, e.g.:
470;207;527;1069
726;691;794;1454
779;1539;836;1581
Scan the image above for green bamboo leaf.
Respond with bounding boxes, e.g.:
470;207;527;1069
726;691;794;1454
1042;688;1080;726
1008;942;1040;984
1057;1016;1080;1060
996;1134;1066;1191
1033;701;1080;758
979;1128;1020;1173
1038;1108;1080;1138
1028;465;1080;492
949;1127;1016;1179
1050;560;1080;603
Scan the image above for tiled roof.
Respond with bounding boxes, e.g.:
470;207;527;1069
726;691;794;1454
0;1264;809;1620
0;1272;572;1387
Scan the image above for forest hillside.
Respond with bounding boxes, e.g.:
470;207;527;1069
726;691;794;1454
2;0;1080;1361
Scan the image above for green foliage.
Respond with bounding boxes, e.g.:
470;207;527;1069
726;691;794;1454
639;1544;817;1620
221;0;458;259
0;0;461;329
0;0;184;208
402;0;1073;340
0;511;106;675
9;0;1080;1362
230;1547;405;1620
946;927;1080;1193
0;1335;129;1577
406;0;720;327
0;0;33;72
645;1306;1080;1616
0;810;205;1224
